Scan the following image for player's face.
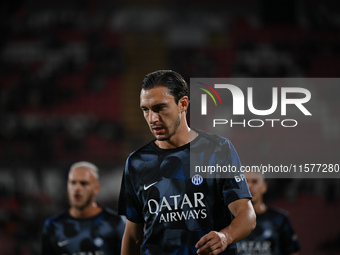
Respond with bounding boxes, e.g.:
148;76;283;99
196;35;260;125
67;167;99;210
245;173;267;204
140;86;183;141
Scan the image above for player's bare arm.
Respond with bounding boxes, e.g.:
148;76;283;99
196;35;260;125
195;198;256;255
121;220;144;255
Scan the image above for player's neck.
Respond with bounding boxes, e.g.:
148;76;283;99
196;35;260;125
155;121;197;149
69;202;102;219
253;201;267;215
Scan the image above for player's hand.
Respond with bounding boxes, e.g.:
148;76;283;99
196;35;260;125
195;231;229;255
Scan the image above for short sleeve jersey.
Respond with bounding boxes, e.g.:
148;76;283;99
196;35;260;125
42;207;126;255
118;129;251;255
237;207;301;255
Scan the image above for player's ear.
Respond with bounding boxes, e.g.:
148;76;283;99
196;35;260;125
179;96;189;112
94;182;100;195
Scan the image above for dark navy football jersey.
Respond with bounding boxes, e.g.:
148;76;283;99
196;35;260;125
42;207;126;255
237;207;301;255
118;129;251;255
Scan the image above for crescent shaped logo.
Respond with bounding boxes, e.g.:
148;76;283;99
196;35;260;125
197;82;223;107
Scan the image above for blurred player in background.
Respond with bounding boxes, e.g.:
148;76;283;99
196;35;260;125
42;161;125;255
237;172;301;255
118;70;256;255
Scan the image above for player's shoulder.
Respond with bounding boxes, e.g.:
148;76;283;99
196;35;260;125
126;140;157;160
266;207;291;220
102;207;126;223
43;211;69;228
102;206;121;217
195;128;232;148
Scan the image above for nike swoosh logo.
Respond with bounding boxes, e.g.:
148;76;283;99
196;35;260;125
144;181;158;190
57;240;69;247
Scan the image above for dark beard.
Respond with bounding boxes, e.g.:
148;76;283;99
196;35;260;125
155;115;181;141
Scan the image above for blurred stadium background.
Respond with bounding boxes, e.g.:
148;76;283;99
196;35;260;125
0;0;339;254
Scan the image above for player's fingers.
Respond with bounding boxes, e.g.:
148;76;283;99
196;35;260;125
209;248;223;255
197;238;219;254
195;233;211;249
197;231;229;255
208;242;223;255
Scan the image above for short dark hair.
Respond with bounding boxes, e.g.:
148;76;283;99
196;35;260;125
141;70;189;104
